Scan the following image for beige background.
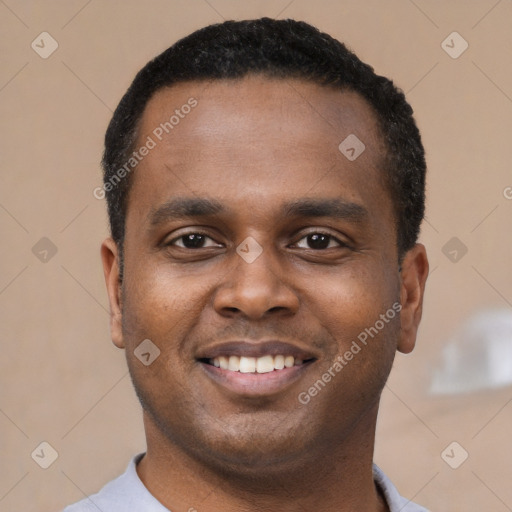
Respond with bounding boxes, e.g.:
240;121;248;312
1;1;511;511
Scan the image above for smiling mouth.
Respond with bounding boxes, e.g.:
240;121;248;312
196;340;319;395
200;355;316;373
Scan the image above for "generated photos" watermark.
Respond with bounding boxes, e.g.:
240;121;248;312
298;301;402;405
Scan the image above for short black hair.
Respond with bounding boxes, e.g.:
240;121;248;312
102;17;426;265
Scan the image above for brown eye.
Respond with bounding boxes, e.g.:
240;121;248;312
171;233;221;249
295;233;343;250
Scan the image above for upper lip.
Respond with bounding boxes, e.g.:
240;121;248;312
196;340;320;361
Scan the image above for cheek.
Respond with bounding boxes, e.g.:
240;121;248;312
303;260;400;402
121;256;209;344
305;260;399;339
297;267;399;430
119;268;205;413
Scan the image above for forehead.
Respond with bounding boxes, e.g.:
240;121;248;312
128;76;392;231
139;76;385;156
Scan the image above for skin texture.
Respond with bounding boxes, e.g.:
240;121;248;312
101;76;429;512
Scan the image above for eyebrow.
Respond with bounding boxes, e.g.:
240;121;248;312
148;196;368;226
281;198;368;223
149;197;226;226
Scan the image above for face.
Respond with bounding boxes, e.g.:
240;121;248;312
102;76;428;475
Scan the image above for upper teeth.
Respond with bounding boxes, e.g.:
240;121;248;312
210;355;304;373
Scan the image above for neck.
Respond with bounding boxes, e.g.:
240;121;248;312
136;404;388;512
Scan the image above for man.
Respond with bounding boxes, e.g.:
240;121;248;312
66;18;429;512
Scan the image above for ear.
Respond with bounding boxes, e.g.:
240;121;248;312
397;243;429;354
101;238;125;349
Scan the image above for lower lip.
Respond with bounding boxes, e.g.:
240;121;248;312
199;361;314;397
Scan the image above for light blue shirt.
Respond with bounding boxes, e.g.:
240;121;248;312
63;453;429;512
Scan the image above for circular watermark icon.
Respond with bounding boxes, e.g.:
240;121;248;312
503;186;512;200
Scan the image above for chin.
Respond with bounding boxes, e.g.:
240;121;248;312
169;413;316;477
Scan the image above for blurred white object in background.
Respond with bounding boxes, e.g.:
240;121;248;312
430;308;512;395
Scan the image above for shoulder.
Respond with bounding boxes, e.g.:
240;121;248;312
62;453;168;512
373;464;430;512
62;461;133;512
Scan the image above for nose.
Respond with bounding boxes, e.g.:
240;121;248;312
213;245;300;320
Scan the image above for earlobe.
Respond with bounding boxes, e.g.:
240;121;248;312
101;238;125;349
397;243;429;354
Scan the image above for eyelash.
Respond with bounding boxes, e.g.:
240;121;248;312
169;231;221;249
167;230;349;250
